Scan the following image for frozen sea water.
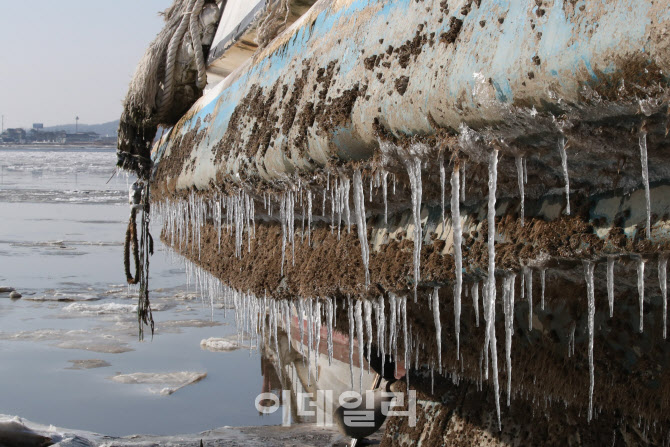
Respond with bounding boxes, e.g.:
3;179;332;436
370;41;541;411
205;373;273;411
0;147;284;436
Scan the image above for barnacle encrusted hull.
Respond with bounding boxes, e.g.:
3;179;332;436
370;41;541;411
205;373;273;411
150;0;670;444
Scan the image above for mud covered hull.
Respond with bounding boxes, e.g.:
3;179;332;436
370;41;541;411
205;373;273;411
150;0;670;444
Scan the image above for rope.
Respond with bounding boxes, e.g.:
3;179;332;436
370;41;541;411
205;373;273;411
190;0;207;90
124;208;140;285
123;181;155;339
157;0;196;120
137;181;155;340
156;0;209;120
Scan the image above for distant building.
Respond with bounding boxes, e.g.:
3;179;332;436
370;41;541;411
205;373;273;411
29;128;66;144
1;127;114;146
65;131;101;144
0;128;26;144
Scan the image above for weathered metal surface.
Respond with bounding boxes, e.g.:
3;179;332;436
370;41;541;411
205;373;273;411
153;0;670;199
206;0;318;80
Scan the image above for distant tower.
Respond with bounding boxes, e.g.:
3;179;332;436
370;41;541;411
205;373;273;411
75;116;79;133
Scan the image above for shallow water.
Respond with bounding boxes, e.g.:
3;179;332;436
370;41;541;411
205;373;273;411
0;146;282;436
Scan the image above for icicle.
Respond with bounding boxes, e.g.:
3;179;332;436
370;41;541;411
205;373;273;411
472;282;480;327
306;299;313;386
301;194;306;243
353;170;370;287
660;255;668;339
607;256;615;318
540;269;546;310
369;176;373;202
439;153;446;223
558;136;570;215
515;156;525;226
284;300;292;352
482;279;490;380
307;190;312;246
377;296;386;377
322;189;326;217
638;258;646;333
460;162;466;203
335;177;341;240
405;156;423;301
280;194;287;275
290;191;296;266
401;296;408;387
568;321;575;358
523;157;528;184
432;287;442;373
524;267;533;331
355;300;364;394
364;300;373;374
583;260;595;422
326;298;334;365
451;165;463;358
486;148;501;429
382;170;389;225
343;177;351;234
388;293;397;367
348;297;355;389
639;130;651;239
503;273;516;407
298;298;305;356
314;300;321;381
330;181;335;234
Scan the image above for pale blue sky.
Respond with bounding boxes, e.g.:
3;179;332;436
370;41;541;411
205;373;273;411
0;0;171;128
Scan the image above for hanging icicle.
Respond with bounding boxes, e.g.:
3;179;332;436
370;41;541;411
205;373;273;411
639;129;651;239
353;170;370;288
503;273;516;407
558;136;570;215
451;164;463;359
382;170;389;225
472;282;480;327
348;297;355;389
432;287;442;373
364;300;373;373
638;258;646;333
515;156;525;226
439;152;446;224
660;255;668;339
583;260;596;422
460;162;466;203
524;267;533;331
326;297;334;365
486;147;501;429
540;268;546;310
405;156;423;302
607;256;615;318
355;300;364;394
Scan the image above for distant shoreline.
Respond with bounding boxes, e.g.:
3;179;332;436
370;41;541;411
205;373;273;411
0;143;116;149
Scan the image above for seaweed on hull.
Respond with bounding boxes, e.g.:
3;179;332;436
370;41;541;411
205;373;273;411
116;0;221;178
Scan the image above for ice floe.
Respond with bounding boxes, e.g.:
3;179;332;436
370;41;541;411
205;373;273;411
108;371;207;396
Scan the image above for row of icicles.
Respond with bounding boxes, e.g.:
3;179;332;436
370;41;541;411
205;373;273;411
153;128;657;429
170;245;669;433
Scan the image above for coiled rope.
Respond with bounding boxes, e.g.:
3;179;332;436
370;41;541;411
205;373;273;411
156;0;207;120
124;207;140;285
124;181;155;339
190;0;207;90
